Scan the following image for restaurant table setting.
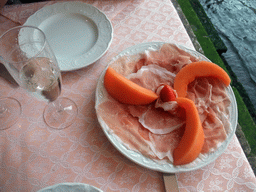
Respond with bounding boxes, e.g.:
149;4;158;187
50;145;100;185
0;0;256;191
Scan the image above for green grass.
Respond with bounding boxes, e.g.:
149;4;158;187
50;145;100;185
176;0;256;156
233;88;256;156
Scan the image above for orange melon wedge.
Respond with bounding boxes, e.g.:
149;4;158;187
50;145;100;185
174;61;231;97
104;67;158;105
173;97;205;165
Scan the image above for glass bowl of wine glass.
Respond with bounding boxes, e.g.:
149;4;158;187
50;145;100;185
0;25;77;129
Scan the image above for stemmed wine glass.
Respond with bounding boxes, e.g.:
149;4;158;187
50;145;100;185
0;25;78;129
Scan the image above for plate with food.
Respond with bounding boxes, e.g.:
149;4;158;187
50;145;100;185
95;42;237;173
24;1;113;71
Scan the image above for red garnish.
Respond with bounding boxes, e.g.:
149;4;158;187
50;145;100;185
160;85;176;102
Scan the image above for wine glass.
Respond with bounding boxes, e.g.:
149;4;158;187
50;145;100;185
0;25;78;129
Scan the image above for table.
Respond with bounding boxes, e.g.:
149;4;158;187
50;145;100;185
0;0;256;191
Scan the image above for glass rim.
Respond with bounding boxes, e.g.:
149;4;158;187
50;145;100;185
0;25;47;65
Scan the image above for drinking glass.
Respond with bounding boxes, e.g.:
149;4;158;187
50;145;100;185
0;26;78;129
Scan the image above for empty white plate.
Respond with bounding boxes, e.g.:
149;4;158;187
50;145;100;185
24;1;113;71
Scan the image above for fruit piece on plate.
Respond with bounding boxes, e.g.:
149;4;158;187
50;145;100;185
104;67;158;105
160;84;176;102
173;97;205;165
174;61;231;97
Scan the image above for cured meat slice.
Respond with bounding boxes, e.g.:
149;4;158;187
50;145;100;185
110;55;142;77
128;104;185;134
201;107;229;153
135;44;199;74
187;77;231;153
127;64;176;91
96;99;154;158
147;126;185;162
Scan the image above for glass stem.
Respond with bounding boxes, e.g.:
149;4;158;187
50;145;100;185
52;100;64;113
52;99;73;113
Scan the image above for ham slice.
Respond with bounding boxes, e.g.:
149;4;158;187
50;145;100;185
96;43;231;164
147;126;185;162
187;77;231;153
127;64;176;92
128;104;185;135
96;99;155;158
135;44;198;74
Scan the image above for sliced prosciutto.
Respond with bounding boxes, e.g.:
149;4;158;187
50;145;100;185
187;77;231;153
128;104;185;135
96;99;154;159
136;44;198;74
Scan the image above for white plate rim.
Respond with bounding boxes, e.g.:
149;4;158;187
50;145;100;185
37;182;103;192
95;42;238;173
24;1;113;71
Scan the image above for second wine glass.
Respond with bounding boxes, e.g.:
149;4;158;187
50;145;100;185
0;25;77;129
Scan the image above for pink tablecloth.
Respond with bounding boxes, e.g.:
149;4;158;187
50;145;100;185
0;0;256;191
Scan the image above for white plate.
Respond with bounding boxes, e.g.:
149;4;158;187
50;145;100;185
95;42;238;173
37;183;102;192
24;1;113;71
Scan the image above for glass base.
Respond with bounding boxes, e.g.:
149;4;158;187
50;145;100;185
43;97;78;129
0;97;21;130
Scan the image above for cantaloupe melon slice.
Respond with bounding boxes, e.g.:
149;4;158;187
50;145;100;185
104;67;158;105
174;61;231;97
173;97;205;165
